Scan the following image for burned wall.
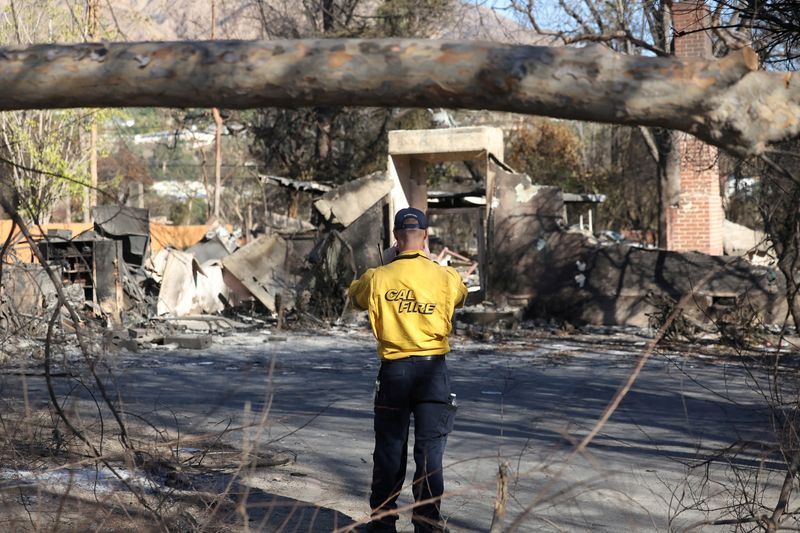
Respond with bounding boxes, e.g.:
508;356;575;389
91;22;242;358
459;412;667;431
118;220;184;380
485;164;787;326
487;164;564;302
341;200;387;276
0;263;57;327
313;172;391;277
528;235;786;326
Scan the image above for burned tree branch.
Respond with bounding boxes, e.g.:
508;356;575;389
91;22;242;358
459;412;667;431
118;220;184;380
0;198;135;454
0;39;797;155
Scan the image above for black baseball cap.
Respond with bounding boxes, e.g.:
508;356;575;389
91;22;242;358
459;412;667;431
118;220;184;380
394;207;428;230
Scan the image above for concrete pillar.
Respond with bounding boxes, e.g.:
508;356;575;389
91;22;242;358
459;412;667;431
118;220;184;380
669;0;724;256
387;126;505;218
387;154;411;218
408;158;429;210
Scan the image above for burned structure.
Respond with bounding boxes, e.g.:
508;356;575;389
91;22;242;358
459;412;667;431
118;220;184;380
0;119;785;335
487;165;784;326
382;125;785;328
0;170;398;335
29;206;152;327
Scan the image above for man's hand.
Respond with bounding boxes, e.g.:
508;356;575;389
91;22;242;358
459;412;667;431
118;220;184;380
382;238;430;264
381;245;398;264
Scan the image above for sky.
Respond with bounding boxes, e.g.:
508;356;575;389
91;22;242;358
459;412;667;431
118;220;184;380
465;0;574;31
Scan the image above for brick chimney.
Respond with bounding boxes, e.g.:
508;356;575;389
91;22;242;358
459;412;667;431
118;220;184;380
668;0;724;256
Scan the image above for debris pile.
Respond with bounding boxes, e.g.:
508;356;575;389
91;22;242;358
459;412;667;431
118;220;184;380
1;124;788;350
484;160;788;330
0;173;401;355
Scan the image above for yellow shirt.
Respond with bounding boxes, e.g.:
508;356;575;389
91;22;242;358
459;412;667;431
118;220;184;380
348;250;467;360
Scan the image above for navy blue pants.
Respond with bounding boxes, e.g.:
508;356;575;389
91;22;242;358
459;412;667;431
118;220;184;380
370;356;456;533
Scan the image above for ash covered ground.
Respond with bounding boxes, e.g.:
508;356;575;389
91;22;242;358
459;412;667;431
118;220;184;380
0;324;791;532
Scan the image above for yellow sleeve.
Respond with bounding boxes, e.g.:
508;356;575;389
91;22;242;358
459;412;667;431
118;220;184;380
445;267;468;308
348;268;376;311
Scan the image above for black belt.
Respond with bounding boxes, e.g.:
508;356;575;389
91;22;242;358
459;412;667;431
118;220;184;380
382;355;444;363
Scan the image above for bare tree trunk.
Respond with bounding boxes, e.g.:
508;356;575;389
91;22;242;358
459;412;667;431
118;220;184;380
655;129;681;248
321;0;334;34
315;0;335;167
778;247;800;333
211;0;222;223
212;107;222;223
87;0;99;222
89;121;97;218
200;154;212;222
0;40;795;155
83;185;90;222
245;202;252;244
315;106;332;161
287;190;299;219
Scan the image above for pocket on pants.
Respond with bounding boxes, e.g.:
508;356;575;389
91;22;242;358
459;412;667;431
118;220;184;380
437;401;457;435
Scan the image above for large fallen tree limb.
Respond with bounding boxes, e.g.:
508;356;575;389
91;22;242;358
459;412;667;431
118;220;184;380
0;39;798;155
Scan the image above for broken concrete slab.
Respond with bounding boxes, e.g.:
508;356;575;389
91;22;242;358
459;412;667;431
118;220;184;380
221;233;295;313
127;328;150;339
313;171;392;229
162;335;212;350
154;316;239;334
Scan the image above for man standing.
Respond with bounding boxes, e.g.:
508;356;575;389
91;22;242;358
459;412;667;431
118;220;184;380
349;207;467;533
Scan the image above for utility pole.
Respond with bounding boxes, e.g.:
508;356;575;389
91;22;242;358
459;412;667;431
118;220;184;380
86;0;99;223
211;0;223;223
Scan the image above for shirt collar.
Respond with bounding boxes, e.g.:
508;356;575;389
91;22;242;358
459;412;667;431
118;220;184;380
397;249;427;258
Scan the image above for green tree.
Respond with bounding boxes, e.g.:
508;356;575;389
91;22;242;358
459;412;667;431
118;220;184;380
506;119;583;188
0;0;117;223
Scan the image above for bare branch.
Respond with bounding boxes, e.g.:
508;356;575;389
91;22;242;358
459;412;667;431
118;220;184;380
0;39;793;156
761;154;800;186
638;125;661;164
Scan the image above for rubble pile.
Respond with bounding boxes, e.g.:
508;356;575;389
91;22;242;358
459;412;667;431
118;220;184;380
1;125;788;355
0;174;411;356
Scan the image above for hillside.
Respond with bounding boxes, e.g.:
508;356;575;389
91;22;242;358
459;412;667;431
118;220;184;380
98;1;547;43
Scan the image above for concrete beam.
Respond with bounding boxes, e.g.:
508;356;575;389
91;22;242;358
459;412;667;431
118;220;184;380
388;126;504;161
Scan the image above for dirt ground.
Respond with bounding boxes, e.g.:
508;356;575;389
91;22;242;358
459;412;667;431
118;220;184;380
0;323;793;532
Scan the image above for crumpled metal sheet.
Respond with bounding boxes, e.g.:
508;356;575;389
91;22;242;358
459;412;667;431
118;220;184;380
151;249;231;317
92;206;151;267
193;259;229;315
92;206;149;236
185;226;239;264
156;249;202;317
221;233;295;313
313;171;392;228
